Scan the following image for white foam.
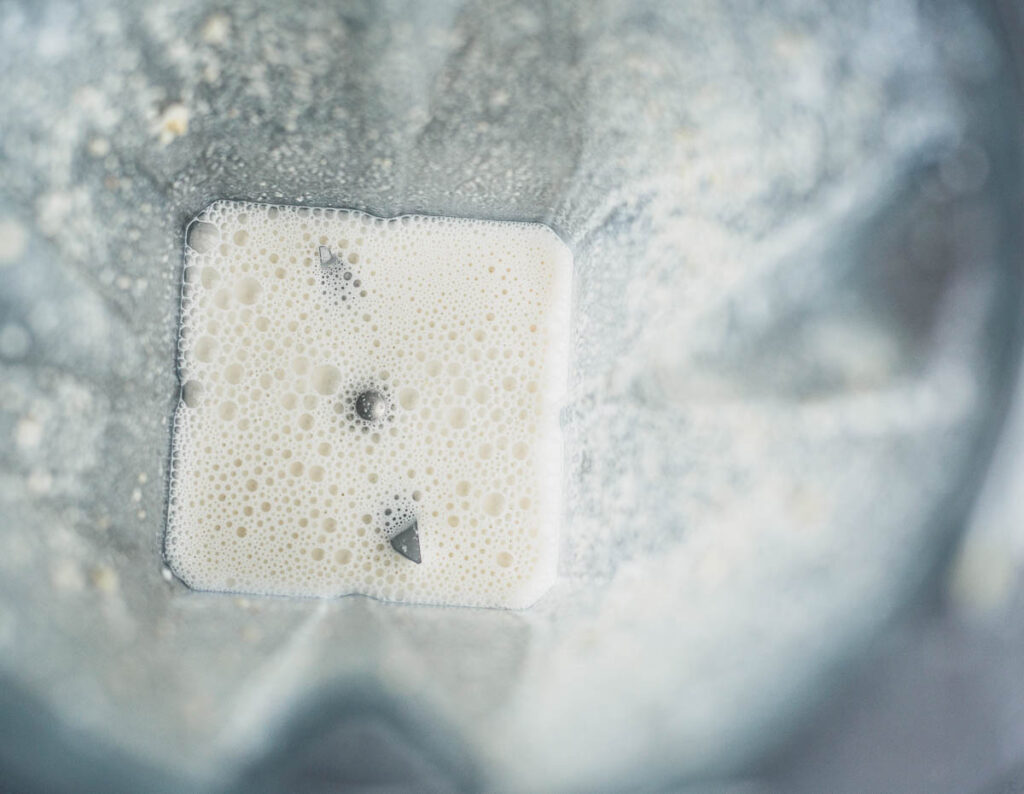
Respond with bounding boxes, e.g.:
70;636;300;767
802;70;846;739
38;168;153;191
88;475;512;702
165;201;572;608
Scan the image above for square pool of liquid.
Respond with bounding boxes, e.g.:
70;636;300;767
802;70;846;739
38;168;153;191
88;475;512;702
165;201;572;608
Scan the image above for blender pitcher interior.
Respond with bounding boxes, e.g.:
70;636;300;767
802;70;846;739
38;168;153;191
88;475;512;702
0;0;1021;791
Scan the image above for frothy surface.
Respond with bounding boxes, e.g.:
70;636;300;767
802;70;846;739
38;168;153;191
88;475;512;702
165;201;571;608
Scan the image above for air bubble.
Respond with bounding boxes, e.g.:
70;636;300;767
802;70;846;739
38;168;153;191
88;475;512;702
195;336;217;362
188;220;220;253
482;493;505;516
201;266;220;288
182;380;203;407
225;363;244;384
398;387;419;410
311;364;342;395
235;277;261;304
214;289;231;309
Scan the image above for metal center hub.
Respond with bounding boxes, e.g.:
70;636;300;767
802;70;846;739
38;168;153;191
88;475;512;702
355;389;387;422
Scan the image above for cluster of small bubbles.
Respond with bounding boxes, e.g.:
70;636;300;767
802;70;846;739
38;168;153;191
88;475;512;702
319;243;365;307
382;496;418;535
165;200;572;609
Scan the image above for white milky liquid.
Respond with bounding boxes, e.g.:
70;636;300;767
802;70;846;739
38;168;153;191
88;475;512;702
164;201;572;608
